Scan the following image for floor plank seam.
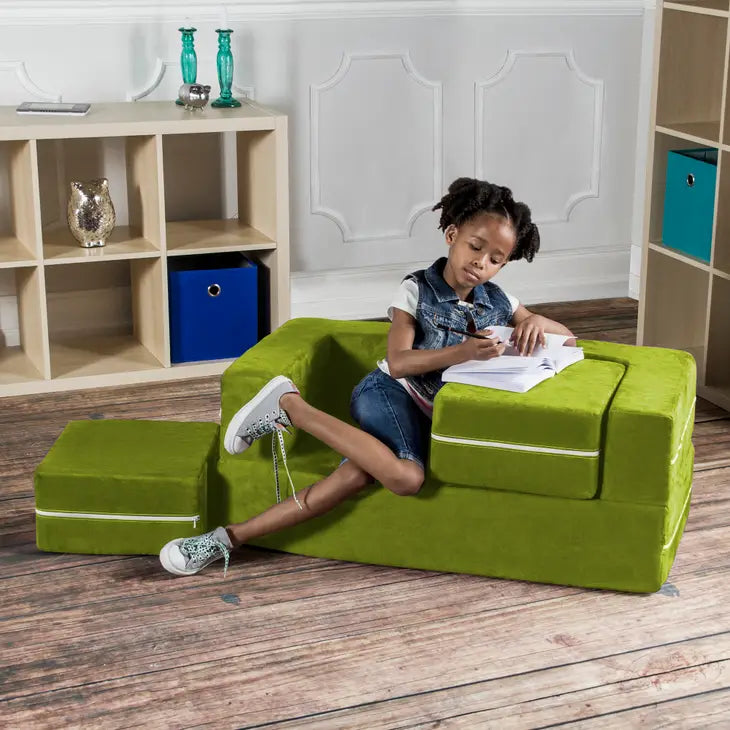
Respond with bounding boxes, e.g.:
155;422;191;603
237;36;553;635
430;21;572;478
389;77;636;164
0;571;437;625
533;684;730;729
227;630;730;730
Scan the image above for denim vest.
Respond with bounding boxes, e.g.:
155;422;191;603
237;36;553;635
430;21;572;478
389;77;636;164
405;257;514;402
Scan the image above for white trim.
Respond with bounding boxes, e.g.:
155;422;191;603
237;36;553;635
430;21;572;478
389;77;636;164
0;60;62;102
475;49;603;224
670;398;697;466
0;2;651;25
310;51;442;243
431;432;600;457
35;509;200;528
290;244;630;320
662;487;692;552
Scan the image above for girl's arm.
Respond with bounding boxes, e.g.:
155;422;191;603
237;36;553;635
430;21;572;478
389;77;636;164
386;308;502;379
510;304;576;355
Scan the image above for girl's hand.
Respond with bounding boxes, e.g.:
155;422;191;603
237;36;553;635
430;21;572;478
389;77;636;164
511;315;548;356
459;330;506;361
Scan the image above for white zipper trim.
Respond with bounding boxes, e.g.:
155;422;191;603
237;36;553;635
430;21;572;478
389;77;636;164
431;432;600;457
663;487;692;551
670;398;697;466
35;509;199;528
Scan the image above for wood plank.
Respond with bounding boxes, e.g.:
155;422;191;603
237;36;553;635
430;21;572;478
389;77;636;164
407;659;730;729
1;560;728;727
218;634;730;729
0;520;727;691
695;396;730;421
549;688;730;729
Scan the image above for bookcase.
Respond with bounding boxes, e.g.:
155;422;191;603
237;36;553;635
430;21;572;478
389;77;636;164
0;101;289;396
638;0;730;412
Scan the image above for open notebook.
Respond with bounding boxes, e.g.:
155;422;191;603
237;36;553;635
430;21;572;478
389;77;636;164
442;326;584;393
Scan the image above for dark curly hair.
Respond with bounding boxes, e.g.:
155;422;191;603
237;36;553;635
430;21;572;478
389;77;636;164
431;177;540;263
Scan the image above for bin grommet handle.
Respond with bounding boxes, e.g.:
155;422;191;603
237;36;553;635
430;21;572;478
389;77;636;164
687;173;695;188
208;283;221;297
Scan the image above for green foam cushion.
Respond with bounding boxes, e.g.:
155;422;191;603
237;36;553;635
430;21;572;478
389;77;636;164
214;442;693;593
430;359;625;499
581;340;696;505
34;420;219;555
215;317;696;592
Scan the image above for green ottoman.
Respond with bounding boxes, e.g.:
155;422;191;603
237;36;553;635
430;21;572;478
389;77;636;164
214;318;696;593
34;420;219;555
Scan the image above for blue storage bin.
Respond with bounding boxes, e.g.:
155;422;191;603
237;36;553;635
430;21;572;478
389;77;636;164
168;252;259;364
662;147;717;263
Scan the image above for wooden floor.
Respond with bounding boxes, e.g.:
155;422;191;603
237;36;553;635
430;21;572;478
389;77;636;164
2;298;730;729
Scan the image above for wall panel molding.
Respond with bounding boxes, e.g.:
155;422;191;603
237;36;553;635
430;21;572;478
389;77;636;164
475;49;603;224
0;60;61;102
310;51;442;243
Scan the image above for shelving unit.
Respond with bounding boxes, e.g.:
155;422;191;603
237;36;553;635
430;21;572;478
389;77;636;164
639;0;730;411
0;101;289;396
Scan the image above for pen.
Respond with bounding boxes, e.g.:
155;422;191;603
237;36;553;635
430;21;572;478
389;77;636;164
435;323;498;341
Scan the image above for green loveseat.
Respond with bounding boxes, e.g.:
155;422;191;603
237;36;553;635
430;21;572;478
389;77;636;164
213;318;696;593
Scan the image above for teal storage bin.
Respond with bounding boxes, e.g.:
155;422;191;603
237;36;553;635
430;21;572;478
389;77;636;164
662;147;718;263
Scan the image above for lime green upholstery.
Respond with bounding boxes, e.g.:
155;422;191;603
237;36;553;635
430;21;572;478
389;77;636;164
430;359;625;499
35;420;219;555
215;317;696;593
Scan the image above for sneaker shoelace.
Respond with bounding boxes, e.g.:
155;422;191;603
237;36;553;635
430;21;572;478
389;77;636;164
244;407;304;512
181;534;231;577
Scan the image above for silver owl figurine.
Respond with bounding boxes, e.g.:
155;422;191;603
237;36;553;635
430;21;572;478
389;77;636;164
67;178;116;248
178;83;211;111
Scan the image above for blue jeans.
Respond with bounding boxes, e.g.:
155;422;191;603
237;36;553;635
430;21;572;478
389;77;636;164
349;368;431;470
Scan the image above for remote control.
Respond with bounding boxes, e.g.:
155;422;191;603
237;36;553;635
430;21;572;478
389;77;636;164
16;102;91;116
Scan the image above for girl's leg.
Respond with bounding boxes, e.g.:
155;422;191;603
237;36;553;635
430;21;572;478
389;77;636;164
280;391;424;497
226;459;373;547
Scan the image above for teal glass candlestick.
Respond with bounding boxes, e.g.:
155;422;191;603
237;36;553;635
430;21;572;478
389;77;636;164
212;29;242;108
175;27;198;106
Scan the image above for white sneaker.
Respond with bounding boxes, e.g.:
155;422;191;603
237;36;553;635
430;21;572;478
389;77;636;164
159;526;233;577
223;375;299;455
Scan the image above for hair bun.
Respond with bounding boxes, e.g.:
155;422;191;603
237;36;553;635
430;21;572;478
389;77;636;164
448;177;477;195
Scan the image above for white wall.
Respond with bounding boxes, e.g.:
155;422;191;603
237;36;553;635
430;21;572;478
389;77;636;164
0;0;653;334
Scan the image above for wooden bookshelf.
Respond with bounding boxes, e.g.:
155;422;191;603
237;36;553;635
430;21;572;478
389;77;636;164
0;101;290;396
638;1;730;412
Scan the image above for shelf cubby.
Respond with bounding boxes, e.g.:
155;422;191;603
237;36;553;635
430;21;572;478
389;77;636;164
37;135;163;262
642;248;710;368
0;266;50;384
44;258;168;380
647;132;719;250
656;9;727;143
162;130;278;256
0;140;41;267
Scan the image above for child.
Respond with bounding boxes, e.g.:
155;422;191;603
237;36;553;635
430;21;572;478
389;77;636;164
159;177;575;577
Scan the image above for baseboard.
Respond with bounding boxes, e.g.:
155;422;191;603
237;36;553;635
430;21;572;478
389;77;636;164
291;245;631;320
628;273;640;300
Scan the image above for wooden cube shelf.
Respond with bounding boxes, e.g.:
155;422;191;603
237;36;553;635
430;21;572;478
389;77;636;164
0;101;290;396
656;8;727;144
640;1;730;412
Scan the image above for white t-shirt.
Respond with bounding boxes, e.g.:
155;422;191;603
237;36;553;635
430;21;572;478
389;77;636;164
379;279;519;416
